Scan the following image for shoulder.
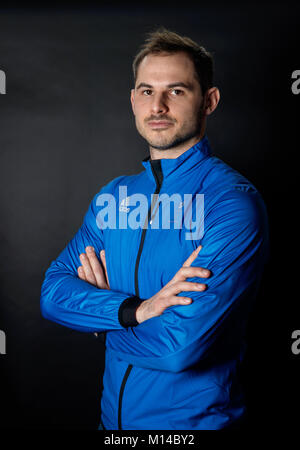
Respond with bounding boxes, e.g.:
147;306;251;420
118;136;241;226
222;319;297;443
202;185;269;266
202;157;268;235
210;188;267;230
202;155;257;195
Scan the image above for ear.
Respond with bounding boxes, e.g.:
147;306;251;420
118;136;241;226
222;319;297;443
203;87;220;116
130;89;136;115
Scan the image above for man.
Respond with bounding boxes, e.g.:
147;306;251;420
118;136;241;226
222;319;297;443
40;28;269;430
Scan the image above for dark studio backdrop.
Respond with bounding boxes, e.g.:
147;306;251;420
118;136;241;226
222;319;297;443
0;1;299;430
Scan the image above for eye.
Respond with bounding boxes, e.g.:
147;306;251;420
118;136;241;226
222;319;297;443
170;89;183;96
142;89;152;96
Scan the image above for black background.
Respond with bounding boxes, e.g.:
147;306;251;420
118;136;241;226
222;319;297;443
0;1;299;430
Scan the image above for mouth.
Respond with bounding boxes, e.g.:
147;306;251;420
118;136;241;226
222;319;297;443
147;121;174;129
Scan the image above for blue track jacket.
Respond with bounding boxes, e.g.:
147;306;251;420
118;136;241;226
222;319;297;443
40;135;269;430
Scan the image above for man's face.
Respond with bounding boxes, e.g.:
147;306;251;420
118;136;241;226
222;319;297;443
131;51;205;151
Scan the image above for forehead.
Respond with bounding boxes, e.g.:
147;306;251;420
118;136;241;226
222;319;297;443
136;51;198;85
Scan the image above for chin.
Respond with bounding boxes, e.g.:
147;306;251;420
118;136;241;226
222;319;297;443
146;138;175;151
145;132;176;149
150;142;175;150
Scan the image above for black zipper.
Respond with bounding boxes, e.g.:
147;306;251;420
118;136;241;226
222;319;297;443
118;364;133;429
117;159;163;430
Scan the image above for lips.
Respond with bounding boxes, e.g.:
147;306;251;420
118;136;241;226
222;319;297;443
147;121;173;128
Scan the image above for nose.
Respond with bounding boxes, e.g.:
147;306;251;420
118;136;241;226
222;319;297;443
151;92;168;115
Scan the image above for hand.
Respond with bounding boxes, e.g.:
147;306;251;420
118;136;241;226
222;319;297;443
135;245;210;324
77;246;110;289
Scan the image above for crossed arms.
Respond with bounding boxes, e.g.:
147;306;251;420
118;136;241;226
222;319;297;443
78;244;210;325
40;184;268;372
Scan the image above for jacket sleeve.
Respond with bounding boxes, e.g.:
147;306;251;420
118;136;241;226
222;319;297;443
105;188;270;372
40;181;139;333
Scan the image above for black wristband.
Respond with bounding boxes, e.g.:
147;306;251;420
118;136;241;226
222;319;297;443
118;296;144;328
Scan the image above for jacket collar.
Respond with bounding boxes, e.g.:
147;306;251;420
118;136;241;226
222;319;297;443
141;135;212;186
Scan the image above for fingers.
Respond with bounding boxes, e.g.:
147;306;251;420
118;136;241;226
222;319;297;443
137;293;193;323
79;251;97;286
77;266;86;281
182;245;202;267
155;294;193;317
176;266;211;281
155;280;206;316
139;245;209;323
168;280;207;295
167;296;193;306
86;246;109;289
166;246;210;288
78;247;108;289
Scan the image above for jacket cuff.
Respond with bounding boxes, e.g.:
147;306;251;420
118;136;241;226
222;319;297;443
118;296;144;328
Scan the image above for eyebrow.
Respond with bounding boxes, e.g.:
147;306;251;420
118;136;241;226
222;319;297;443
136;82;193;91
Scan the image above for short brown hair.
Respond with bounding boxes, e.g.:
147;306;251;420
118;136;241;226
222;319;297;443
132;27;214;95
